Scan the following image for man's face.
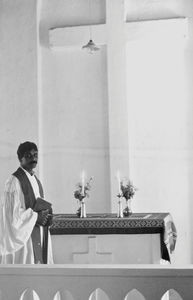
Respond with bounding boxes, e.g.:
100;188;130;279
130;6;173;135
20;149;38;172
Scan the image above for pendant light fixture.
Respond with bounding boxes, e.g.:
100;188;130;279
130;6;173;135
82;0;100;54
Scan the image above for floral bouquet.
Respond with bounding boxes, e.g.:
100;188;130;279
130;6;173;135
74;177;93;201
120;179;137;200
120;179;137;217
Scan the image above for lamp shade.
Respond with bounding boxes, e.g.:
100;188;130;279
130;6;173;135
82;39;100;53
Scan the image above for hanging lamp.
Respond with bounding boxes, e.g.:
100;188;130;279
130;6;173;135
82;0;100;54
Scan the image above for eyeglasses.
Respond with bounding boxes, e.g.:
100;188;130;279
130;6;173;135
24;152;38;159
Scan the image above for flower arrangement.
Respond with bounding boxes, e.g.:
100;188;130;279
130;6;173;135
120;178;137;217
74;177;93;201
120;179;137;200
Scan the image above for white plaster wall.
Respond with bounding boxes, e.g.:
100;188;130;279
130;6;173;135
0;0;39;190
40;47;110;213
125;0;193;264
39;0;110;214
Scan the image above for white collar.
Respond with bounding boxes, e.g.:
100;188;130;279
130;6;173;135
20;166;35;177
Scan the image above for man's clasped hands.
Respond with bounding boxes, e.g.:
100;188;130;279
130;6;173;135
33;198;53;226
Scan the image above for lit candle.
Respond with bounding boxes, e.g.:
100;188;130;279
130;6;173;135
116;171;121;195
81;170;85;196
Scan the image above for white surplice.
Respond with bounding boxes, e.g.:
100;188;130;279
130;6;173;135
0;172;53;264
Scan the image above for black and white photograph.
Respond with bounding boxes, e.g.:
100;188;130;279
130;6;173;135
0;0;193;299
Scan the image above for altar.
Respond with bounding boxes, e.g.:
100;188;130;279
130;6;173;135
50;213;176;264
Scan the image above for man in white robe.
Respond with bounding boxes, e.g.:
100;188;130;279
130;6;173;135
0;141;53;264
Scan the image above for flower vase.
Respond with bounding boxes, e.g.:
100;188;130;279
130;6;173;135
80;200;86;218
117;198;123;218
76;201;81;217
123;199;132;217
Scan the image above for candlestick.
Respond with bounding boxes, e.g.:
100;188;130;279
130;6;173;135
80;200;86;218
81;170;85;196
117;198;123;218
116;171;121;195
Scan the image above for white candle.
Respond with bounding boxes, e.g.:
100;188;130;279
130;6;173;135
81;170;85;196
116;171;121;195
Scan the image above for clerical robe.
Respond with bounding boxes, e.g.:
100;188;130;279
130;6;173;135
0;171;53;264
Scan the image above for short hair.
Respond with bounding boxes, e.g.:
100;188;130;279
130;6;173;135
17;141;38;161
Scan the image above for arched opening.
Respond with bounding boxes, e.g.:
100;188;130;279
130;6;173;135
124;289;145;300
162;289;183;300
20;289;40;300
89;288;110;300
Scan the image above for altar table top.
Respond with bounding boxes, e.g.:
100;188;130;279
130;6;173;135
50;212;177;262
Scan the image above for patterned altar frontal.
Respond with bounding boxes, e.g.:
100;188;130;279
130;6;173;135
50;213;177;262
